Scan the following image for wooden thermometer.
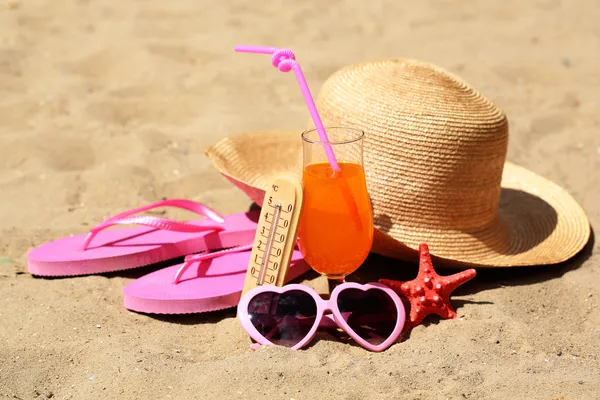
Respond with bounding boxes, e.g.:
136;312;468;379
241;174;303;297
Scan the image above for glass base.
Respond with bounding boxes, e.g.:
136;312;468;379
323;274;347;281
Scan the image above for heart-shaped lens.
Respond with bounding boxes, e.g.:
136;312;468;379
247;290;318;347
337;288;398;345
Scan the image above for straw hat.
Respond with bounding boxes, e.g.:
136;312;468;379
206;58;590;268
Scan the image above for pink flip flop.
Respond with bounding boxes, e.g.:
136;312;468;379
27;199;259;277
123;245;311;314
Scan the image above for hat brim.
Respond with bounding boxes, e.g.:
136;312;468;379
205;131;591;268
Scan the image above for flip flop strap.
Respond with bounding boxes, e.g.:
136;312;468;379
81;199;225;251
172;244;253;284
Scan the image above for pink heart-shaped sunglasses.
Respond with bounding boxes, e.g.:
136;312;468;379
237;282;406;352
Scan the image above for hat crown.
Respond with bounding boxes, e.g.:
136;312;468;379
315;58;509;231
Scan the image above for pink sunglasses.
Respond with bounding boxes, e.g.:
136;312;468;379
238;282;406;352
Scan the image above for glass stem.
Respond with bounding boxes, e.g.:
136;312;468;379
328;277;345;293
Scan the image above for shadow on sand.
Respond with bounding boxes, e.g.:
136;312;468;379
351;228;595;297
31;199;594;329
104;225;596;327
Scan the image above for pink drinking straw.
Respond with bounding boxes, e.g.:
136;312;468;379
235;45;364;240
234;45;340;171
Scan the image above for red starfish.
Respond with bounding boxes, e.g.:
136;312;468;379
379;243;476;329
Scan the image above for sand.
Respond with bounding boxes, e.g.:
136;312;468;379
1;0;599;398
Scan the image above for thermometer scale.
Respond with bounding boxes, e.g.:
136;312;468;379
241;174;303;296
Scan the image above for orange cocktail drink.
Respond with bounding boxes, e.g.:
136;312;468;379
297;127;374;280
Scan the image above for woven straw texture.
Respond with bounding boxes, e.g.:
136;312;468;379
206;58;590;268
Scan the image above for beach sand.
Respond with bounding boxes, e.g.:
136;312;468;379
1;0;599;398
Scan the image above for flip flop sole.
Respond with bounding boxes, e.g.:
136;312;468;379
27;211;259;277
123;249;311;314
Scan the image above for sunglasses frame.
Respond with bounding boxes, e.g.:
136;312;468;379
238;282;406;352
